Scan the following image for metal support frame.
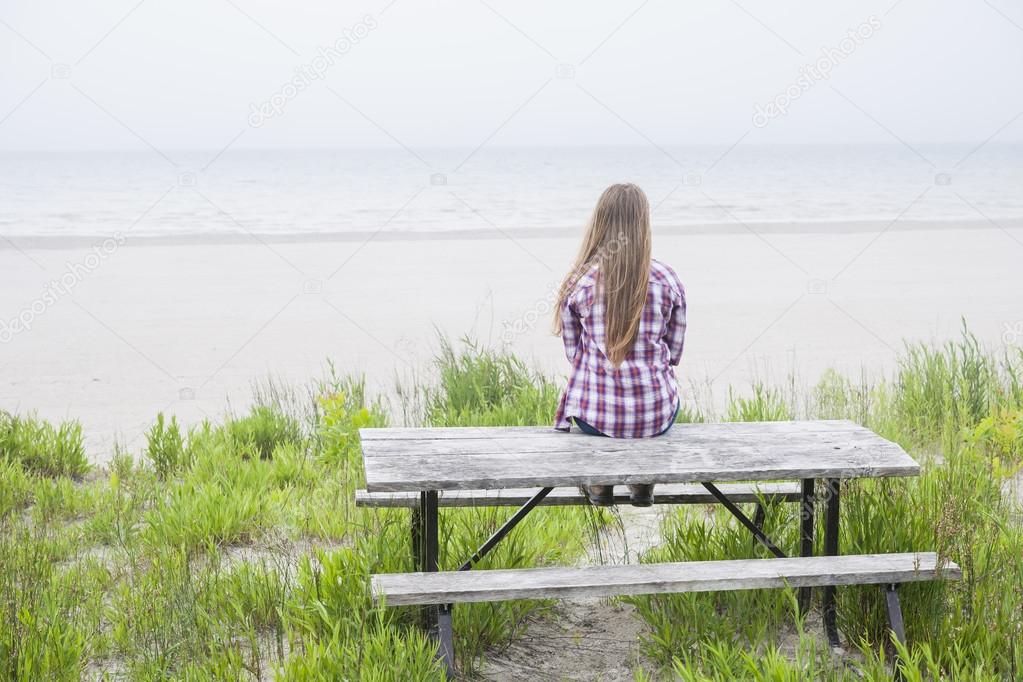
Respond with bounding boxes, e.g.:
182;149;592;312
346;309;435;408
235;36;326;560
822;478;841;647
410;481;837;672
410;505;422;565
708;477;838;646
412;487;555;676
457;487;554;571
798;478;815;615
884;583;906;645
435;606;455;674
409;503;424;628
701;482;786;558
750;503;766;551
884;583;907;681
415;490;456;675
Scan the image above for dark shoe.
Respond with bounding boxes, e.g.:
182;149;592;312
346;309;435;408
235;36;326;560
582;485;614;506
628;484;655;507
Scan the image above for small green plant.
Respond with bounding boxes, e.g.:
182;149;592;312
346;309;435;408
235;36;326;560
674;401;705;423
144;413;187;478
810;368;874;423
0;458;32;519
0;411;88;479
967;406;1023;463
225;405;303;460
0;522;100;681
424;336;562;427
725;383;792;422
892;323;999;448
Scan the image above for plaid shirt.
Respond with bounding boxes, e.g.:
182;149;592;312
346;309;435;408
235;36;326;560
554;259;686;438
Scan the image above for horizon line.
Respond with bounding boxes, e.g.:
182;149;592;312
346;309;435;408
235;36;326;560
2;140;1022;155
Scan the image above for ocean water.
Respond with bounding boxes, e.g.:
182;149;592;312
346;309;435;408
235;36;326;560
2;143;1022;239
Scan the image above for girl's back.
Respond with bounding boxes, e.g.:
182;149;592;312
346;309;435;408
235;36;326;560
555;257;686;439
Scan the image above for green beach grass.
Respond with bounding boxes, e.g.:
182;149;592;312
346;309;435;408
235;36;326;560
2;329;1022;680
631;328;1023;680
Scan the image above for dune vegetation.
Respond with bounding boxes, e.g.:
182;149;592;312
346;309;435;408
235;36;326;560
631;328;1023;680
2;330;1021;680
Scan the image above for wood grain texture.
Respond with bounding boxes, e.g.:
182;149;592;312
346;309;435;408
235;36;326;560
372;552;960;606
361;429;892;458
363;448;917;492
355;482;802;508
360;420;920;492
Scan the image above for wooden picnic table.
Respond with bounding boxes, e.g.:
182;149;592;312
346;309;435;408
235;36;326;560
359;419;927;673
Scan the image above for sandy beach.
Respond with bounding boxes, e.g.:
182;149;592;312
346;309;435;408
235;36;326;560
3;218;1022;462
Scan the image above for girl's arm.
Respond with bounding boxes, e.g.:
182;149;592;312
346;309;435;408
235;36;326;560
666;289;687;366
560;293;583;362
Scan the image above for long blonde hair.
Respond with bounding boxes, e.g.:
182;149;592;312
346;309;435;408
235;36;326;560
553;183;652;365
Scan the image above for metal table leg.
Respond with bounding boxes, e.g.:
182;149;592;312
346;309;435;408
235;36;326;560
415;487;554;677
798;478;815;615
410;503;422;566
884;583;907;681
884;583;906;645
410;497;424;629
418;490;456;675
822;478;840;647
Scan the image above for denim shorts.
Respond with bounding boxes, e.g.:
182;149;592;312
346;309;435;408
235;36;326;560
572;401;681;438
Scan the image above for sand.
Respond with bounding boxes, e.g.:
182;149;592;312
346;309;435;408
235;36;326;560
480;504;666;680
2;219;1022;463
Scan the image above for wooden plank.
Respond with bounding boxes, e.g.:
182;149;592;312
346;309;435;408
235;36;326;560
363;444;919;492
359;419;863;441
355;482;803;508
360;428;892;458
372;552;960;606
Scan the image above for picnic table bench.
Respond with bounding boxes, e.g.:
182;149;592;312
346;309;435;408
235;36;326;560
358;420;960;675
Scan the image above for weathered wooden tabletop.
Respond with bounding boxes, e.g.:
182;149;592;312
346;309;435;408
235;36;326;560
359;419;920;493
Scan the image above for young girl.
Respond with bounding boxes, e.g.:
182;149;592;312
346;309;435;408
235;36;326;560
553;183;686;507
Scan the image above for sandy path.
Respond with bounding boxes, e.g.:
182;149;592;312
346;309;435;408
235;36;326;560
477;501;857;680
479;503;667;680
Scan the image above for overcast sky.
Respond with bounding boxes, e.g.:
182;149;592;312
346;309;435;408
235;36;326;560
1;0;1022;151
